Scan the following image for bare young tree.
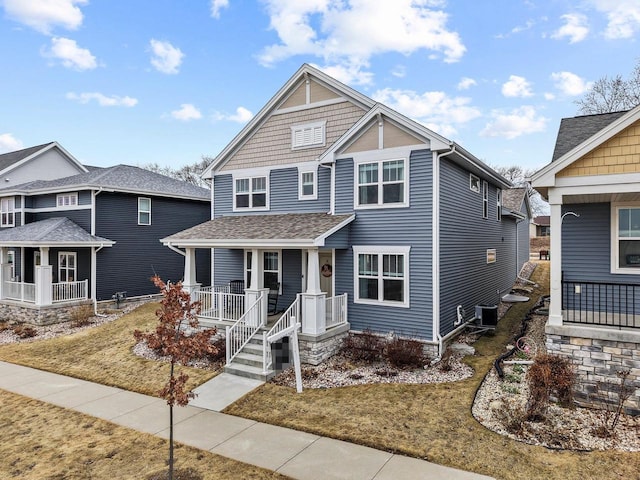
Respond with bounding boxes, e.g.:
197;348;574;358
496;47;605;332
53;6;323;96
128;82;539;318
575;60;640;114
141;157;212;189
492;164;548;216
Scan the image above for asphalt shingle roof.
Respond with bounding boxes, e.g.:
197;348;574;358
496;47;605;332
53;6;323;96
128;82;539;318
0;164;209;200
0;217;114;246
0;142;55;172
552;110;629;161
502;187;527;212
164;213;353;244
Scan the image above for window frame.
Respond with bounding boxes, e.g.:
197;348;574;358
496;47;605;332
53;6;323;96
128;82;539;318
58;251;76;283
354;157;408;209
496;188;502;221
482;180;489;219
0;197;15;227
298;167;317;200
610;202;640;274
353;246;410;308
138;197;151;225
244;250;282;293
291;121;326;150
56;192;78;208
7;250;15;279
233;175;269;211
470;174;480;193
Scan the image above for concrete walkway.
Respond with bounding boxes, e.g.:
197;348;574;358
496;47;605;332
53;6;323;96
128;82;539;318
0;361;493;480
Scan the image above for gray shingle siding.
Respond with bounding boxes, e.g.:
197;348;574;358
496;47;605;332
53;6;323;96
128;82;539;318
439;159;516;335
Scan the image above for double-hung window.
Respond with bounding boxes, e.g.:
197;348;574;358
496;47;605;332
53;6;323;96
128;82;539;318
138;197;151;225
58;252;76;282
353;246;410;307
298;168;317;200
0;197;15;227
57;193;78;207
356;159;407;208
482;181;489;219
612;204;640;273
245;251;281;292
235;176;268;210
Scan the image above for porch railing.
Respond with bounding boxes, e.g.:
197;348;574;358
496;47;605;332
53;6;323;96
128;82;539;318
52;280;88;303
562;280;640;329
195;285;244;321
3;281;36;303
326;293;348;329
263;294;301;373
225;292;264;365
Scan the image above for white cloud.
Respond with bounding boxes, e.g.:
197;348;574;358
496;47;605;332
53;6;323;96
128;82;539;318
480;106;548;139
43;36;97;70
372;88;481;138
2;0;87;34
590;0;640;39
550;71;592;96
0;133;23;153
210;0;229;18
551;13;589;43
502;75;533;98
495;19;535;39
149;39;184;74
544;92;556;100
457;77;477;90
171;103;202;121
315;61;374;86
391;65;406;78
66;92;138;107
258;0;465;84
213;106;253;123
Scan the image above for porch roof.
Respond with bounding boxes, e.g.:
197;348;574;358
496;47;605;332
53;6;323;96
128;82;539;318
0;217;115;247
162;212;355;248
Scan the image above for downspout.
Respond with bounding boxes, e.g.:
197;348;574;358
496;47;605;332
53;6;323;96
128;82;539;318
92;245;107;316
91;188;103;315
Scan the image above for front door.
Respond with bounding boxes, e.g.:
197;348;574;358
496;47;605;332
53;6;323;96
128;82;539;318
319;251;333;297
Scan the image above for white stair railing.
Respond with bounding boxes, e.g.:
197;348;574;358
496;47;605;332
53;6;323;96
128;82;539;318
225;292;264;365
263;294;301;373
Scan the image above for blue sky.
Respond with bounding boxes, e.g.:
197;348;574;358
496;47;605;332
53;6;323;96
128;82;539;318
0;1;638;173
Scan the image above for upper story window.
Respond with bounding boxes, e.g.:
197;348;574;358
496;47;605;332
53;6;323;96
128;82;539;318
291;121;326;150
482;181;489;219
353;246;410;307
138;197;151;225
470;174;480;193
0;197;15;227
57;193;78;208
356;158;407;209
612;204;640;274
298;168;317;200
234;176;268;210
496;188;502;221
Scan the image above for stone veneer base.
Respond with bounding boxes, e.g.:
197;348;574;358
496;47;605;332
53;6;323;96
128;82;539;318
0;300;94;326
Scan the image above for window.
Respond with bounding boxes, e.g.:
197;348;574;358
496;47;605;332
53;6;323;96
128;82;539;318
7;250;15;279
612;204;640;273
487;249;496;264
0;197;14;227
235;176;268;210
356;159;407;208
57;193;78;207
353;246;410;307
138;197;151;225
291;121;326;149
496;188;502;221
58;252;76;282
482;181;488;219
245;251;281;292
298;168;317;200
470;174;480;193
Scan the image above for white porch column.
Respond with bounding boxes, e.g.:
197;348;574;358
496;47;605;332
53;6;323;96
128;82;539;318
548;201;563;326
40;247;50;267
245;249;268;327
301;248;326;335
0;247;7;299
182;248;201;296
35;265;52;306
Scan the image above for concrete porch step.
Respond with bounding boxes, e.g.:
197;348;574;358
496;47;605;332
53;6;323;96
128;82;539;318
233;351;263;369
224;361;275;382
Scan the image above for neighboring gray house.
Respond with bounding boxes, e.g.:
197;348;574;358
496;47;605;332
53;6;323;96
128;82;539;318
532;107;640;413
0;148;211;323
163;64;530;378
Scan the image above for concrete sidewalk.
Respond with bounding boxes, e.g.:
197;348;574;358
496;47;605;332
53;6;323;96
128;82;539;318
0;361;493;480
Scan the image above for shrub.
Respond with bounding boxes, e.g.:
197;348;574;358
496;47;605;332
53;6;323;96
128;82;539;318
384;336;427;368
340;329;384;362
12;324;37;339
591;369;634;439
494;398;528;435
526;353;576;420
438;348;455;372
69;303;94;327
0;321;11;332
206;336;226;363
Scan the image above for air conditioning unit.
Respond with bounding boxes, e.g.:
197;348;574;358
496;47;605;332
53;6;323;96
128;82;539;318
475;305;498;328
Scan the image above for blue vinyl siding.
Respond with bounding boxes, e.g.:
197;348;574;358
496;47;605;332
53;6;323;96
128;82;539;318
517;201;530;269
95;192;210;300
333;149;433;339
439;159;516;336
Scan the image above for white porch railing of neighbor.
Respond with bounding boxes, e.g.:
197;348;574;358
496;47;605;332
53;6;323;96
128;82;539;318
263;294;301;372
326;293;348;329
226;292;264;365
195;285;244;321
52;280;88;303
3;281;36;303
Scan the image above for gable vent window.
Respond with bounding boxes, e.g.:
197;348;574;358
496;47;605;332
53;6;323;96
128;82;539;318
291;121;326;150
57;193;78;208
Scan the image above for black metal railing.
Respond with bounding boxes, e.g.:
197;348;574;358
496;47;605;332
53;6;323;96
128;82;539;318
562;280;640;329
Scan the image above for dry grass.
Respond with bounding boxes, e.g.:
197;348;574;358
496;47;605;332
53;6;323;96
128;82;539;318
0;389;287;480
225;263;640;480
0;302;216;397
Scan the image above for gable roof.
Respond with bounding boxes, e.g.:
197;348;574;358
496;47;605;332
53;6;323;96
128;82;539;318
0;217;114;247
0;141;88;176
533;215;550;226
0;164;209;201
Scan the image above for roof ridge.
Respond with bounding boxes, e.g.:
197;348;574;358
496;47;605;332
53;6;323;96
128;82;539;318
39;217;69;237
